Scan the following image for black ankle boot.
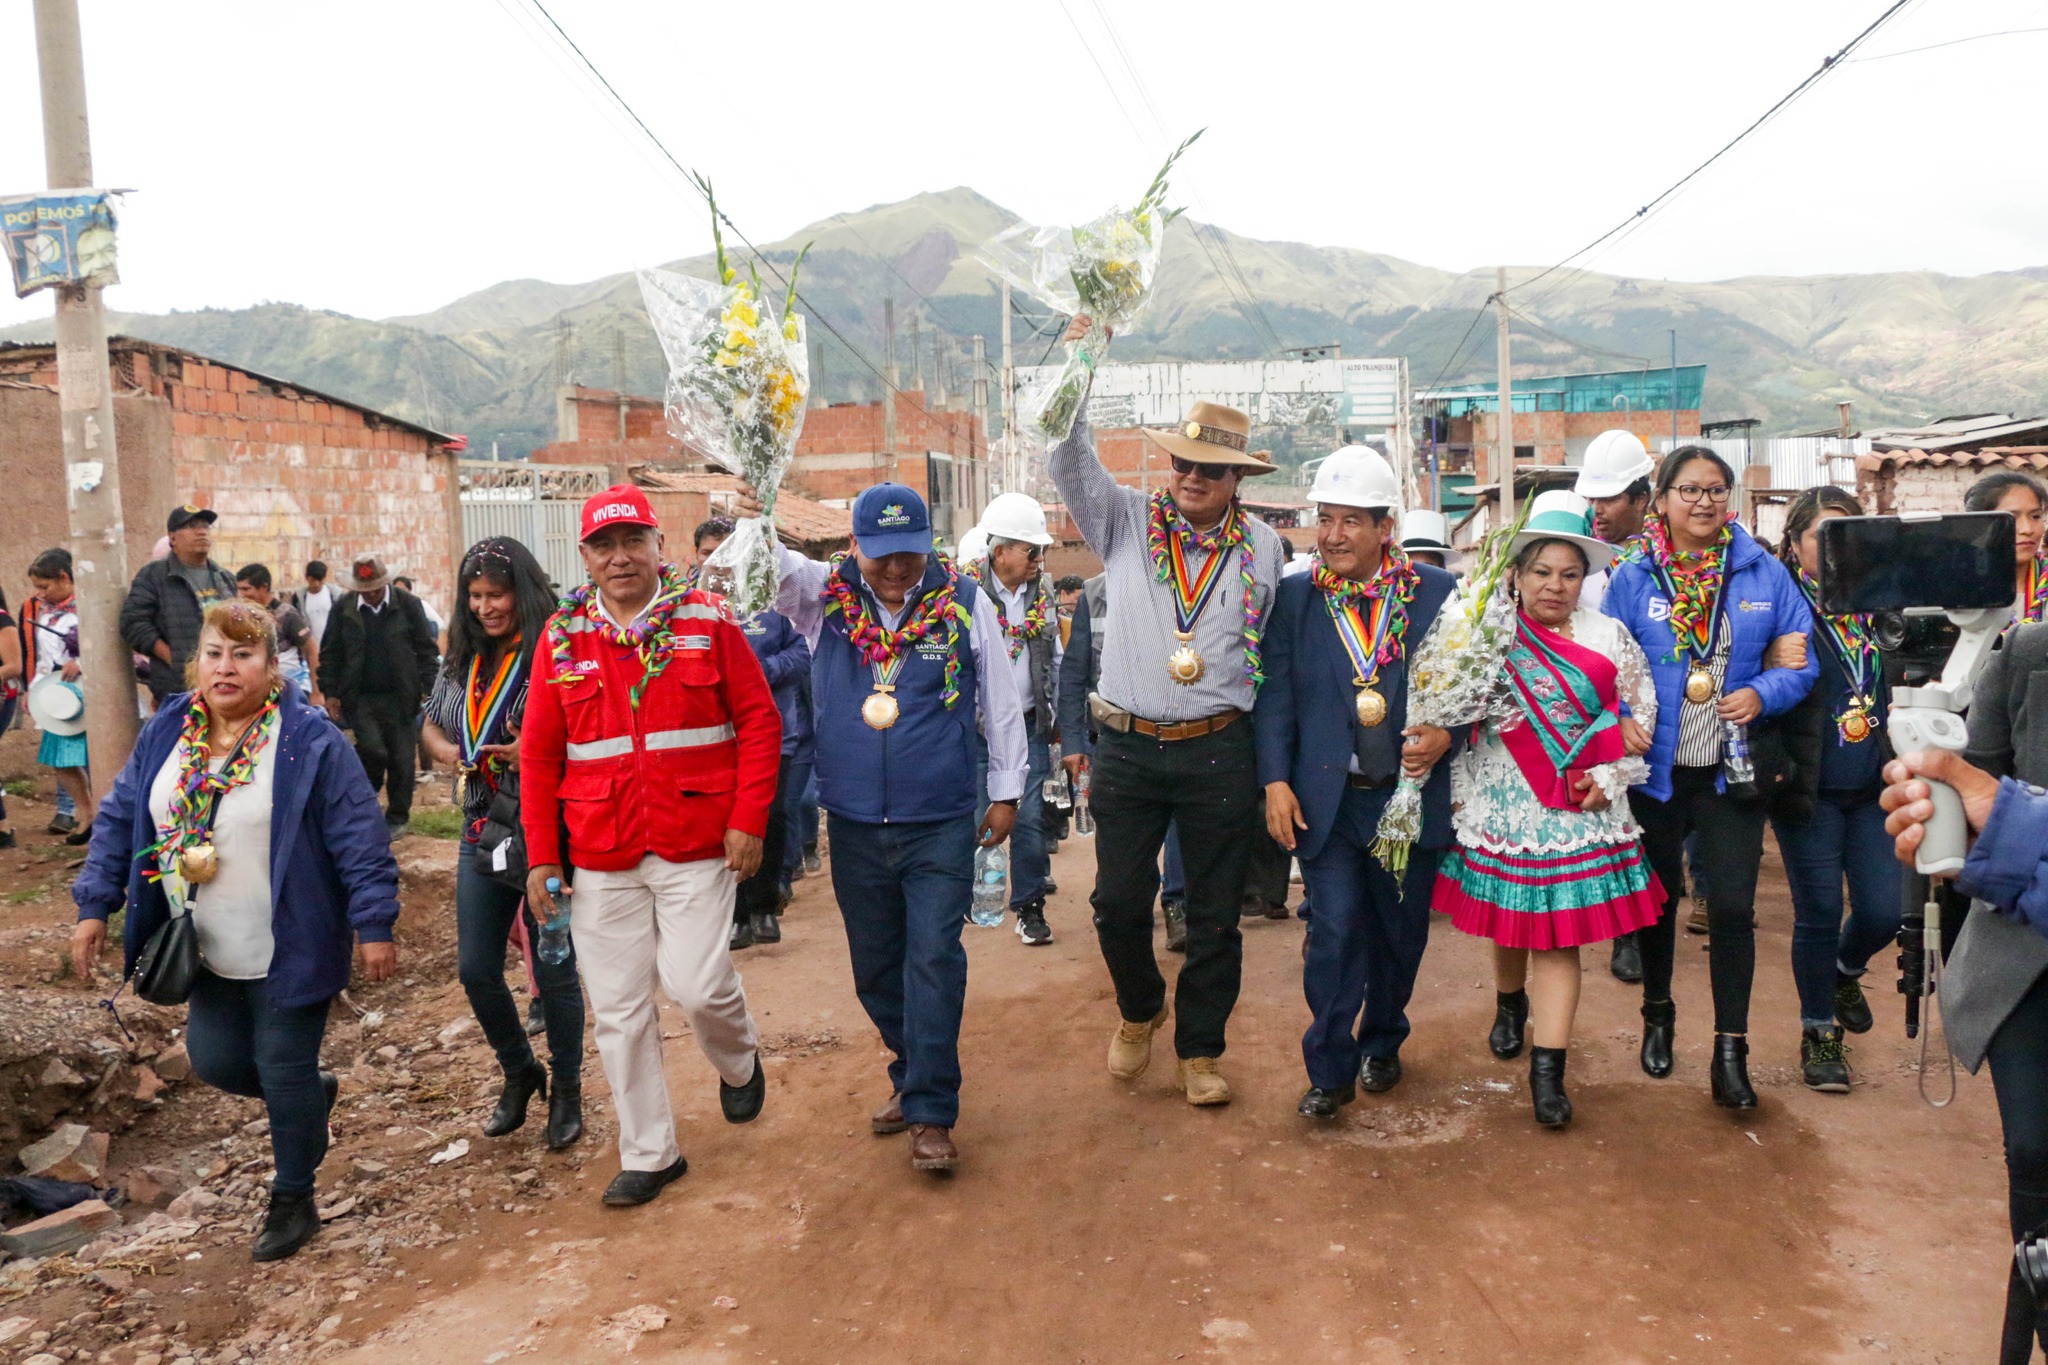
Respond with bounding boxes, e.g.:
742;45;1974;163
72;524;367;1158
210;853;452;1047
482;1059;548;1137
1529;1047;1572;1129
546;1076;584;1150
1488;990;1529;1060
252;1190;320;1262
1710;1033;1758;1109
1640;999;1676;1078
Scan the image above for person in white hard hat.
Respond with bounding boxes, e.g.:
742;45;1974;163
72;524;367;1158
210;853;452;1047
1256;446;1461;1118
964;492;1062;947
1398;510;1460;573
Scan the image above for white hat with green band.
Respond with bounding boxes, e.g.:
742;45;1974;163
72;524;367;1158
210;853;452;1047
1509;490;1616;572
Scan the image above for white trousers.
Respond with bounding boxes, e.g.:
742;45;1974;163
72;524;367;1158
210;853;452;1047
571;854;759;1171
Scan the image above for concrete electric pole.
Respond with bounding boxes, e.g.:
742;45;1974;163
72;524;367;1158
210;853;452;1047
971;334;988;511
1495;266;1514;524
34;0;137;776
999;280;1016;495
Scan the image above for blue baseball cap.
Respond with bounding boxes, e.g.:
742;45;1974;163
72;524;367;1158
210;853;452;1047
852;483;933;558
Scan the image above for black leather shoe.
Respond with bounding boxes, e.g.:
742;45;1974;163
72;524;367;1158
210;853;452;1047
750;912;782;944
729;918;755;951
482;1060;548;1137
1640;999;1676;1078
1297;1084;1355;1119
602;1156;688;1207
720;1053;766;1124
525;997;546;1037
320;1070;338;1117
1833;975;1874;1035
1359;1055;1403;1093
252;1191;320;1262
1710;1033;1758;1110
546;1077;584;1150
1609;932;1643;983
1529;1047;1572;1129
1488;990;1529;1060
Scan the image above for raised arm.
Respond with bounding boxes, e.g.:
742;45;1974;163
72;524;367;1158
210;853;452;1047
773;546;831;649
1046;407;1134;557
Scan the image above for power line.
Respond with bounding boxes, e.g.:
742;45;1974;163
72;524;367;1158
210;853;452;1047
1852;24;2048;61
1414;300;1494;400
1505;305;1655;368
1509;0;1920;302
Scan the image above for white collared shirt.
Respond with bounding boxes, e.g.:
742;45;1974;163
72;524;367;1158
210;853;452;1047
984;569;1063;721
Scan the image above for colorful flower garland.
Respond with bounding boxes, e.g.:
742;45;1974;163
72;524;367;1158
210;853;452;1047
1145;491;1263;684
546;563;698;710
972;561;1056;659
1642;515;1732;664
2023;556;2048;625
821;552;971;708
1309;547;1421;670
136;691;282;883
1796;567;1881;742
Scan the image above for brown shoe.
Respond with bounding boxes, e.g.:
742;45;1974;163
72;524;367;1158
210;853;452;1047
908;1124;958;1172
1686;895;1710;936
1176;1056;1233;1106
1108;1009;1169;1080
871;1092;908;1135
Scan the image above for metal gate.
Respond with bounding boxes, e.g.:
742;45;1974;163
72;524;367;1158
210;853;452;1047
458;462;608;595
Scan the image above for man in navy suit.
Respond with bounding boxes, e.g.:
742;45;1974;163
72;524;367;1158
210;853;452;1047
1256;447;1460;1117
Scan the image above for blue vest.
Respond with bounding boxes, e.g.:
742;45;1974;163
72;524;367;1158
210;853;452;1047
813;555;982;824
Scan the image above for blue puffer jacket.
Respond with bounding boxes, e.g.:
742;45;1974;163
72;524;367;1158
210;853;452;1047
72;684;401;1008
1601;522;1819;802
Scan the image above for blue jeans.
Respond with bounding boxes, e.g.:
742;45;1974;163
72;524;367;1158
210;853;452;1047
56;784;75;821
185;969;332;1196
1771;788;1903;1030
781;758;814;880
975;721;1051;907
827;812;976;1127
1299;784;1438;1087
456;841;584;1080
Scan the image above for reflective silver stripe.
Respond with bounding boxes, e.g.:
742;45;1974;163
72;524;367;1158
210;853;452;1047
674;603;723;621
561;615;591;634
645;723;736;751
565;735;633;762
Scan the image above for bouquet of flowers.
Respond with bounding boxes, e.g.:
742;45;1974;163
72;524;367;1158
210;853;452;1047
1371;498;1536;874
641;179;811;616
981;130;1202;442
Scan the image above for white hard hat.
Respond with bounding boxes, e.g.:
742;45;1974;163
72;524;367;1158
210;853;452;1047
956;525;992;564
1310;446;1399;512
1573;429;1655;499
977;491;1054;547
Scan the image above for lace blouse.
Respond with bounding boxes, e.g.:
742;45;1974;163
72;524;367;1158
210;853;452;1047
1442;608;1659;856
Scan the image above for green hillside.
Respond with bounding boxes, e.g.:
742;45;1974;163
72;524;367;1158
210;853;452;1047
6;186;2045;456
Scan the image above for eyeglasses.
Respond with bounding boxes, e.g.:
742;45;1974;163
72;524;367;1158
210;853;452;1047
1671;484;1732;505
1171;455;1233;481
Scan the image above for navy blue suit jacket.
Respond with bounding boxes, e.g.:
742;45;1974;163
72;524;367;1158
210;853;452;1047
1254;563;1460;863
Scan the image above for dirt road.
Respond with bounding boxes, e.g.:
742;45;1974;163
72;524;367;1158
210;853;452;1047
301;831;2007;1365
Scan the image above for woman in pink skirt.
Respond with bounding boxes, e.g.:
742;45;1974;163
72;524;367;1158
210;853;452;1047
1428;493;1664;1128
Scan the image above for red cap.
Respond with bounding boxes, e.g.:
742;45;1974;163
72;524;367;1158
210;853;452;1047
580;485;660;541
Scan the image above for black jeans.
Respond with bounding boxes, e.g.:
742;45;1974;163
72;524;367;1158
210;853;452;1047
1089;719;1259;1059
456;841;584;1081
185;969;331;1196
1632;764;1766;1033
737;755;792;920
1989;970;2048;1363
347;692;419;822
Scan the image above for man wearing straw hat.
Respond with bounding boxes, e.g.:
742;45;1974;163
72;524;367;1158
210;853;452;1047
1048;346;1286;1107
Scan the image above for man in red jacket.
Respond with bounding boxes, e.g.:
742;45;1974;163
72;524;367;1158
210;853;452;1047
522;486;783;1208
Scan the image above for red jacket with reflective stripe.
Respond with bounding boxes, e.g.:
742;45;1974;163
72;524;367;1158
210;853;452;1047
520;591;782;872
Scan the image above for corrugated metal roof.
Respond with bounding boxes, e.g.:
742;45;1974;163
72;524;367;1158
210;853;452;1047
1865;415;2048;452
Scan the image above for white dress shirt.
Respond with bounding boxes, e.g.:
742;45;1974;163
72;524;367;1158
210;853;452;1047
982;570;1063;721
774;546;1028;802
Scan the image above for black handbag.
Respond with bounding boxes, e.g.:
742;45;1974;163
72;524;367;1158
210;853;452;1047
131;909;200;1006
475;769;529;892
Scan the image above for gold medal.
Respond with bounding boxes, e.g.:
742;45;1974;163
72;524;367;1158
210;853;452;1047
1684;666;1716;705
1355;687;1387;728
861;687;900;730
1840;708;1872;744
180;843;220;885
1166;632;1206;685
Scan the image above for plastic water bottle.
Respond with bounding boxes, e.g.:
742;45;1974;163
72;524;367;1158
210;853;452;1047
970;844;1008;927
1074;770;1095;836
1044;744;1072;808
537;876;574;965
1720;720;1761;801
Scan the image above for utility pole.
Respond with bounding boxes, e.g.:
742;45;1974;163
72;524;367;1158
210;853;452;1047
999;280;1016;495
35;0;135;777
1669;329;1679;453
881;299;897;483
971;335;988;513
1495;266;1514;523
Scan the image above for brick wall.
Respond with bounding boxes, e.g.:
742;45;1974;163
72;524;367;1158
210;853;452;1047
790;394;984;505
1857;463;1977;517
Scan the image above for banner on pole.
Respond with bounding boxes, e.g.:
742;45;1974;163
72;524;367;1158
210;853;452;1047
0;189;119;298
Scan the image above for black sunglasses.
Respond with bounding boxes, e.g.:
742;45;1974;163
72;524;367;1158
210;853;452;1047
1171;454;1234;481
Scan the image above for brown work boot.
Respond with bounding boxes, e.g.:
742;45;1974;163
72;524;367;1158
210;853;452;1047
1686;895;1710;936
908;1124;958;1172
871;1092;908;1135
1176;1057;1232;1106
1107;1009;1168;1080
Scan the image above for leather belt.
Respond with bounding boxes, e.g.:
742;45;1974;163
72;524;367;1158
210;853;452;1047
1089;693;1241;743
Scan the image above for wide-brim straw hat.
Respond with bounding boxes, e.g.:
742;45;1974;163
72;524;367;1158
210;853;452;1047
28;674;86;736
1141;401;1278;474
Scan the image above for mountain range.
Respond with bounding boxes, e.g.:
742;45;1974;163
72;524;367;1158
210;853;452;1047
5;186;2045;458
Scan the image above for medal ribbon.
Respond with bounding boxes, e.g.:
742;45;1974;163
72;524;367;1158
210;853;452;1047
1796;568;1880;743
136;692;282;886
1163;527;1232;634
1145;492;1265;684
462;641;522;769
1327;593;1397;690
2024;557;2048;625
822;553;970;708
1644;516;1731;666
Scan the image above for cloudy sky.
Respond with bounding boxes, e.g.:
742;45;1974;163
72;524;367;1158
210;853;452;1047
2;0;2044;332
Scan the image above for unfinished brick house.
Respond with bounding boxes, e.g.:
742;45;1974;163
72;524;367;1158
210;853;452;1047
0;338;463;611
